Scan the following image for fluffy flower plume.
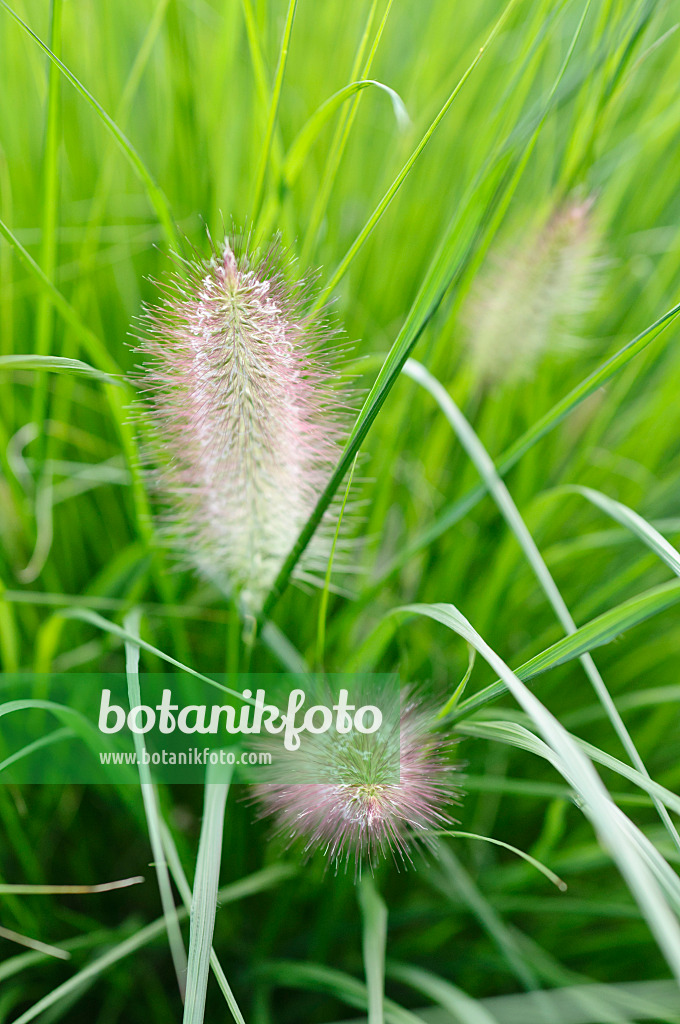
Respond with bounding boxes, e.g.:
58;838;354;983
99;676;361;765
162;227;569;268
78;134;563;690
253;690;460;872
465;197;604;386
134;234;348;612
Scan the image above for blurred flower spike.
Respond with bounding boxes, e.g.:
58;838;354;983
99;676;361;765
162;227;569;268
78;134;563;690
466;196;605;387
134;233;350;614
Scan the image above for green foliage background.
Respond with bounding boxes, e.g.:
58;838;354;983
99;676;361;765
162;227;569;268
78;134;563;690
1;0;680;1021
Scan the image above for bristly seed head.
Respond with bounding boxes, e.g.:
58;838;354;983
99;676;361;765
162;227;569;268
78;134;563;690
133;233;351;613
464;196;605;387
253;690;461;873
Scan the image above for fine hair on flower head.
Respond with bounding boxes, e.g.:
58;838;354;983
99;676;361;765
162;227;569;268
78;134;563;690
252;686;463;874
132;229;354;614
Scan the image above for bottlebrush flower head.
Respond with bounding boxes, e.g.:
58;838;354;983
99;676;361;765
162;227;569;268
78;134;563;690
133;233;350;613
465;197;604;387
253;688;461;872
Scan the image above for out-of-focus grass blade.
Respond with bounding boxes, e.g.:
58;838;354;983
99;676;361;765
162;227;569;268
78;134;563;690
315;0;522;308
447;579;680;719
283;80;407;186
567;485;680;576
0;1;179;248
385;600;680;981
31;0;62;435
124;610;187;1000
300;0;394;264
358;877;388;1024
0;697;136;784
257;961;422;1024
0;354;121;386
0;220;121;377
251;0;298;223
183;762;233;1024
386;961;500;1024
258;0;590;623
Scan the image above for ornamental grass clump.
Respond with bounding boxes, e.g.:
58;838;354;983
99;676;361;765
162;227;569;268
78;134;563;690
254;689;461;872
465;197;604;386
134;235;349;613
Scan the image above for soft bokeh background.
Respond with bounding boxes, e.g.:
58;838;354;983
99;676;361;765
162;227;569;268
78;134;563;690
1;0;680;1021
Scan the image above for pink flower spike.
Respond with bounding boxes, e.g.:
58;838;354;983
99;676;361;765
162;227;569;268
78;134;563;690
253;690;462;873
133;233;350;612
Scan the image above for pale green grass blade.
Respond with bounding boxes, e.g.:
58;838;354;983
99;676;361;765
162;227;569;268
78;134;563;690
404;358;680;855
0;924;69;961
451;579;680;719
0;354;122;386
0;877;143;895
0;727;74;778
358;877;388;1024
160;820;251;1024
283;80;407;187
567;485;680;575
0;219;122;377
260;0;591;622
61;607;247;701
456;720;680;819
251;0;298;223
0;217;157;551
124;610;188;1000
183;764;233;1024
386;601;680;981
434;832;566;890
454;718;680;915
0;0;179;248
261;619;310;673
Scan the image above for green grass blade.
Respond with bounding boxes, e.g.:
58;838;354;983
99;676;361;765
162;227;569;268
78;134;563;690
381;299;680;583
0;354;122;386
160;821;250;1024
433;832;566;890
315;0;522;309
300;0;389;264
404;358;680;856
8;869;283;1024
567;485;680;576
447;579;680;719
358;877;388;1024
31;0;62;436
124;610;188;1000
251;0;298;224
283;80;407;187
386;961;500;1024
0;0;179;248
385;600;680;981
316;453;358;669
